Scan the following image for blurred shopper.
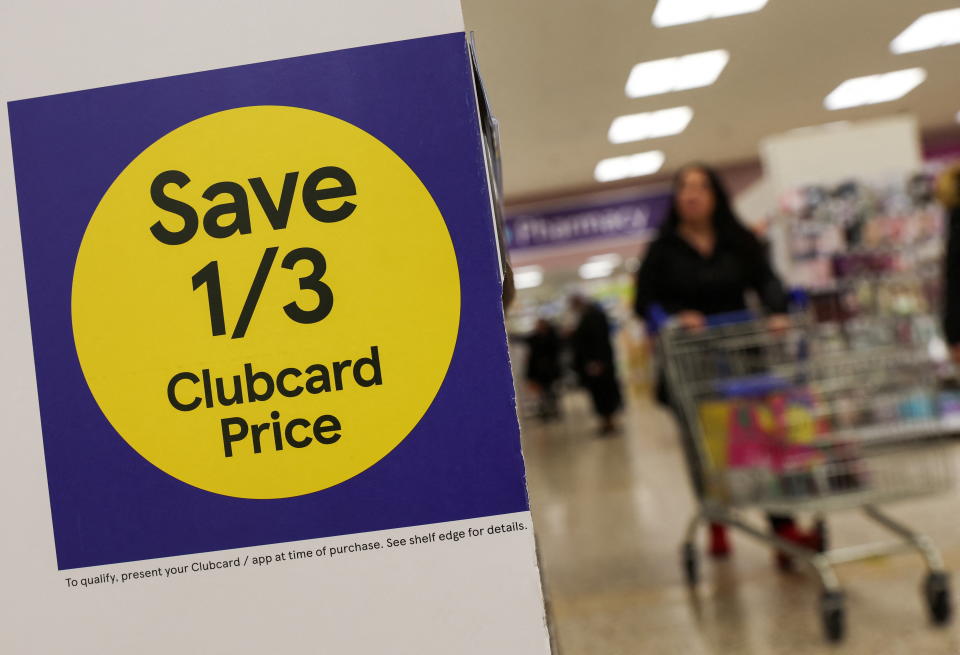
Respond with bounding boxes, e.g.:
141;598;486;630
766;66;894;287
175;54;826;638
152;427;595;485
938;163;960;364
570;296;623;435
526;318;563;421
633;163;809;567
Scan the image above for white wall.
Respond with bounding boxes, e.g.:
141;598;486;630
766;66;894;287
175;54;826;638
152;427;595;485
760;115;923;193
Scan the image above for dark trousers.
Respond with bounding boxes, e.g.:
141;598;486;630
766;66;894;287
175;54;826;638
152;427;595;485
536;381;561;419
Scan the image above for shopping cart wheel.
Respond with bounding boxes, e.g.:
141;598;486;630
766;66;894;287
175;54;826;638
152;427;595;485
820;590;845;643
812;518;828;553
682;542;699;586
924;571;952;625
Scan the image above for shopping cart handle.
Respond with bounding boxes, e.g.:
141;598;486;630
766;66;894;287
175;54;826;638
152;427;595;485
646;304;670;335
788;287;810;310
647;306;756;333
704;310;756;327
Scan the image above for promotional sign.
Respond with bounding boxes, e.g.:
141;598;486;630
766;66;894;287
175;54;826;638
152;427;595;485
6;25;549;653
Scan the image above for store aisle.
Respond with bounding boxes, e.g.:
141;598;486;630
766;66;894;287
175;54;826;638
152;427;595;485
522;392;960;654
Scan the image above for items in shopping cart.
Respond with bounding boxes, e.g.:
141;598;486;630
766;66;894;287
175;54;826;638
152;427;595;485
698;380;861;504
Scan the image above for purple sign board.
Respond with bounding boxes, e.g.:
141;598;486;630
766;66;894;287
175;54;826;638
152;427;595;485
505;193;671;251
8;33;528;570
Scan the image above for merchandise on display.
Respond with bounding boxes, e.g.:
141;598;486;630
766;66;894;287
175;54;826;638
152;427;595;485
780;173;944;322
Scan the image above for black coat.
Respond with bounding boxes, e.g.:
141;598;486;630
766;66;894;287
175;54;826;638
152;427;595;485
634;228;787;406
634;229;788;323
571;303;622;416
571;304;616;379
526;327;562;386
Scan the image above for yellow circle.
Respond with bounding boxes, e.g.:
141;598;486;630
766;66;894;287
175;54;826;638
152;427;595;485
72;106;460;499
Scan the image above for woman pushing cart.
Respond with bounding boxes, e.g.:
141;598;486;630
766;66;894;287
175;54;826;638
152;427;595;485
635;163;954;642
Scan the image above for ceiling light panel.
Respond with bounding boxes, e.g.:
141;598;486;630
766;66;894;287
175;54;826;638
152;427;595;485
824;68;926;111
652;0;768;28
625;50;729;99
588;253;623;267
514;266;544;290
608;107;693;144
890;9;960;54
579;261;616;280
594;151;665;183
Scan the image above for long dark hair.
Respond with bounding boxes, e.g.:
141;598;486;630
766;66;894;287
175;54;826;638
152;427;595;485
657;162;754;244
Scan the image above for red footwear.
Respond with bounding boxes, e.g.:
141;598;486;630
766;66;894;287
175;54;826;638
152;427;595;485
774;523;804;571
708;523;731;558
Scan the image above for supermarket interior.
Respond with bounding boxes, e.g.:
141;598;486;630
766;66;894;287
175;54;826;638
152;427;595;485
462;0;960;651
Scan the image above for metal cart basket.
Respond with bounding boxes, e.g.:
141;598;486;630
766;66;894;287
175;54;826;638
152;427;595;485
660;310;955;642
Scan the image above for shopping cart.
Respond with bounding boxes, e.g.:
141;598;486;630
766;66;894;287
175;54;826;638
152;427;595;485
658;308;955;642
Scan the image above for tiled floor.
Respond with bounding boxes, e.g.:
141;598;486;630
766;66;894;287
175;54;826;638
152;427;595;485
521;392;960;654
